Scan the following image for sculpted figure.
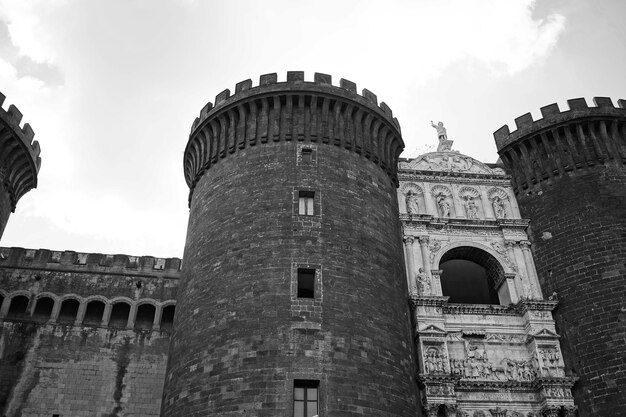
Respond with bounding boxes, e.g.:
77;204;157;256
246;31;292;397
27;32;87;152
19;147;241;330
492;196;506;218
416;267;431;295
405;190;419;214
431;120;448;141
465;198;479;219
437;195;451;217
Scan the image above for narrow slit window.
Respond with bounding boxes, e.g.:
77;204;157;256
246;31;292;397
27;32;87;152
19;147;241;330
294;380;319;417
297;268;315;298
298;191;314;216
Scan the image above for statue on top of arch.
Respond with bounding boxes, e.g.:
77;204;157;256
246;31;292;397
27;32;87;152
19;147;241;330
431;120;454;152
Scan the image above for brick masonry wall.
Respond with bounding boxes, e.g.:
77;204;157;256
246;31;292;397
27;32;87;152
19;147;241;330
162;141;419;416
0;321;170;417
0;182;12;239
516;163;626;416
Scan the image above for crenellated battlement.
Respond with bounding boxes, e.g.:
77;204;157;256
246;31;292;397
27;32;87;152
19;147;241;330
0;247;182;275
494;97;626;149
493;97;626;193
183;72;405;203
0;92;42;211
189;71;401;134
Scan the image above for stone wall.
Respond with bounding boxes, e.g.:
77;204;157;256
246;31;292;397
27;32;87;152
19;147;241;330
0;247;180;417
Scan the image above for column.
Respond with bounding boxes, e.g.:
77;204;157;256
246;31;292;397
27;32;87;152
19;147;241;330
451;187;464;218
418;236;431;274
480;186;495;219
0;296;9;318
496;272;519;304
424;185;437;216
101;303;112;327
520;241;543;299
505;241;525;298
50;300;62;322
511;241;532;299
430;269;444;296
75;301;87;325
127;303;137;329
153;306;162;331
404;236;417;291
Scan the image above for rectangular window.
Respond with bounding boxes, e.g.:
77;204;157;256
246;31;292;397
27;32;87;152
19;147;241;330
301;148;313;163
294;380;319;417
297;268;316;298
298;191;315;215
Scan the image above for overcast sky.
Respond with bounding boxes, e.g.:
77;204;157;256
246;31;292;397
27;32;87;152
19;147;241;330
0;0;624;258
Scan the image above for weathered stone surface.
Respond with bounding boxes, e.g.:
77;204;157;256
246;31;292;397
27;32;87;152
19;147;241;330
495;100;626;416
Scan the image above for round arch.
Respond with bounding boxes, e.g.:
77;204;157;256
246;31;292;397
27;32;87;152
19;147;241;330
436;244;506;305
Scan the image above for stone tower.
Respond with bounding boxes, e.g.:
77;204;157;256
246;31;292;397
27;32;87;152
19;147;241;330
0;93;41;239
494;97;626;416
161;72;419;416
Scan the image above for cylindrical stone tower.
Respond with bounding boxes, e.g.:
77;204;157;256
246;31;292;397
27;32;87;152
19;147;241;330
162;72;419;416
494;97;626;416
0;93;41;239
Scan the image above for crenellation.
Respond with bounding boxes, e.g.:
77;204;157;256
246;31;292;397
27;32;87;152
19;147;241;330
286;71;304;82
214;88;231;105
566;97;588;110
540;103;560;118
362;88;377;104
0;247;182;274
6;104;23;126
313;71;331;85
514;113;534;129
340;78;357;93
235;78;252;93
593;96;614;108
260;72;278;86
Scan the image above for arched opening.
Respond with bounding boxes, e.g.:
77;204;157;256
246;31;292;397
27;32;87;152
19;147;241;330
58;299;80;323
439;246;503;304
0;293;4;310
161;305;175;330
84;300;105;325
109;302;130;328
32;297;55;322
7;295;30;319
134;304;155;329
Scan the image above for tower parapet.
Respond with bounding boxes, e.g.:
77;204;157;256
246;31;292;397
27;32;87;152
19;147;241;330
0;93;41;238
183;71;404;204
493;97;626;416
494;97;626;194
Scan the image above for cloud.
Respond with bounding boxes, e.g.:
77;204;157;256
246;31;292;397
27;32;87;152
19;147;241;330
0;14;63;87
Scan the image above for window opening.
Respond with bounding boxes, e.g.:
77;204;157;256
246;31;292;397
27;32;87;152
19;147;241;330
7;295;29;319
109;303;130;328
161;305;176;330
58;299;80;323
439;246;502;304
84;300;105;325
297;269;315;298
294;380;319;417
301;148;313;163
298;191;314;215
32;297;54;322
134;304;156;330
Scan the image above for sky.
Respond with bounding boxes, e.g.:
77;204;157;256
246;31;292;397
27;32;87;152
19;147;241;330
0;0;624;258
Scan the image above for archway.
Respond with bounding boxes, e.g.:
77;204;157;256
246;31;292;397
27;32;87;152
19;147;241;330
439;246;503;304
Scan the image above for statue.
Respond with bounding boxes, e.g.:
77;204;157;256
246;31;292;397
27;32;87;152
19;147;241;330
431;120;447;141
464;198;479;219
437;195;451;217
405;190;419;214
431;120;453;152
416;267;431;295
492;196;506;219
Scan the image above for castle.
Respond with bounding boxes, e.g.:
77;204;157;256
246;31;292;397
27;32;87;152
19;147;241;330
0;73;624;417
